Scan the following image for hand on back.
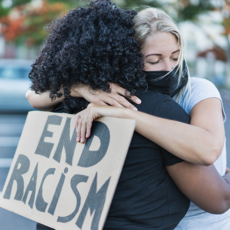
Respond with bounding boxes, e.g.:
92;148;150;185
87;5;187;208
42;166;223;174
75;83;141;111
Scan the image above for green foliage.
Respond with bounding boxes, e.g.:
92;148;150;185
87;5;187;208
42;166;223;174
178;1;215;22
0;0;224;47
0;3;10;16
114;0;162;9
11;0;31;7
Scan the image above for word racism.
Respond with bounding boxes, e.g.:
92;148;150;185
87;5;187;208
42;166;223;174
0;112;135;230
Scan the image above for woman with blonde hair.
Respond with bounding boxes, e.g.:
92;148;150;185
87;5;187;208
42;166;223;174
131;8;229;229
27;3;230;230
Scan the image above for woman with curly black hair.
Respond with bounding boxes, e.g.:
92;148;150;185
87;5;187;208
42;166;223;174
28;1;230;230
29;0;146;114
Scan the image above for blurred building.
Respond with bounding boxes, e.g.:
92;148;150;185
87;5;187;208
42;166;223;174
0;0;230;89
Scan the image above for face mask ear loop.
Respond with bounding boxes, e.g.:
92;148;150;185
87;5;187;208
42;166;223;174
144;83;149;93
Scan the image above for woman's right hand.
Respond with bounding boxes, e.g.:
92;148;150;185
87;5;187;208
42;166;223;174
76;83;141;111
26;83;142;111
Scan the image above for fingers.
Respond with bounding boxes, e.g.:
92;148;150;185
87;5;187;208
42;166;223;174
88;84;141;109
80;117;87;143
92;91;125;108
95;90;138;110
128;94;142;105
111;83;141;105
94;100;107;106
86;119;92;138
76;107;95;143
110;94;137;110
76;111;84;142
104;97;124;108
76;115;87;144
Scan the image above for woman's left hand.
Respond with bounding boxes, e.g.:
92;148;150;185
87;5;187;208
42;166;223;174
76;103;126;143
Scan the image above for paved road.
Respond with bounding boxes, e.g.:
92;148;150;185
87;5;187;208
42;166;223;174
0;97;230;229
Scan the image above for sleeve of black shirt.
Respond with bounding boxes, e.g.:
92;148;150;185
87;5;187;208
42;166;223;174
156;97;191;166
52;103;66;113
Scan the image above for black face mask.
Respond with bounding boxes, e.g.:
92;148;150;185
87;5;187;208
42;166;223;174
143;60;188;98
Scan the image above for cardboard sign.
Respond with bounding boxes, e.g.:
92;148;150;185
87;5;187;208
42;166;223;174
0;111;135;230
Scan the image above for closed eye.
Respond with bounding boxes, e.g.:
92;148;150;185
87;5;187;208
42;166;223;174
149;61;160;64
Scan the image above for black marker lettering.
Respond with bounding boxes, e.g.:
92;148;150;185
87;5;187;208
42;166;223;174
22;163;38;209
76;173;111;230
48;167;68;215
35;168;55;212
57;174;88;223
78;121;110;168
4;154;30;201
53;118;77;165
35;115;62;158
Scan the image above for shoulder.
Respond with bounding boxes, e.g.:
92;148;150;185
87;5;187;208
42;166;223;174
157;97;190;124
189;77;222;109
136;91;172;115
136;91;190;124
52;103;66;113
190;77;220;97
136;91;169;110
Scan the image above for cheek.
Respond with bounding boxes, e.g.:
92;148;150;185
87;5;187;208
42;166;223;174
171;60;178;69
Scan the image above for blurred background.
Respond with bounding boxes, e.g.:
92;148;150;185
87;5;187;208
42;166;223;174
0;0;230;229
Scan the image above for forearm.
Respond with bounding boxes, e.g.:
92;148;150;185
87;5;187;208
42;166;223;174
26;90;64;111
26;84;91;111
222;171;230;212
122;109;220;165
167;163;230;214
223;171;230;185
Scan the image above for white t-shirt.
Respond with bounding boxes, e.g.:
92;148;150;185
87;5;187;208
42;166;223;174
174;77;230;230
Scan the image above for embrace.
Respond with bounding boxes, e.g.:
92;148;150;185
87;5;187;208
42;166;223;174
26;0;230;229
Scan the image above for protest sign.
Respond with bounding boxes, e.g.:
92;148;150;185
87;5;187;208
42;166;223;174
0;111;135;230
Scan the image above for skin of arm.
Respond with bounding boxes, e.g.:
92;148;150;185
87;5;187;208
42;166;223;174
26;83;225;166
132;97;225;166
76;98;225;166
75;103;230;214
25;83;141;111
124;98;224;166
25;84;83;111
166;162;230;214
26;90;63;111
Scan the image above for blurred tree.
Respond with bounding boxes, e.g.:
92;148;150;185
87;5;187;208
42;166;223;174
0;0;219;46
177;0;214;21
0;0;30;15
0;0;229;71
0;0;86;46
0;1;70;46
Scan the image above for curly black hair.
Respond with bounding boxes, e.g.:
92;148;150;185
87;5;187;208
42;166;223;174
29;0;146;113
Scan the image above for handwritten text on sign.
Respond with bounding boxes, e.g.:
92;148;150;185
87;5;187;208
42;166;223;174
0;112;135;230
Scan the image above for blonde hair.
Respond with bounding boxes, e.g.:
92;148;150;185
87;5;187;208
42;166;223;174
133;7;191;104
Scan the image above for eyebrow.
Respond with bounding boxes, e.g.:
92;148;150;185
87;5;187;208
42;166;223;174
145;49;180;58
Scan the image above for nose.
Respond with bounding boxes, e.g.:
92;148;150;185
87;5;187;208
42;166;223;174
162;60;173;71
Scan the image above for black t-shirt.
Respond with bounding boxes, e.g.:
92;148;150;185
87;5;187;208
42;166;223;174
37;91;190;230
103;91;190;230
